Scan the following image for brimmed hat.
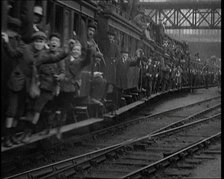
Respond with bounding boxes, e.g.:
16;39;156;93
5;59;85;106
88;21;97;29
32;31;47;41
107;29;115;36
7;16;21;28
121;47;129;54
34;6;43;16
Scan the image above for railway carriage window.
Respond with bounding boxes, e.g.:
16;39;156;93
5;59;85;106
73;13;79;38
120;32;125;51
7;0;20;18
54;5;63;37
80;16;87;46
46;0;54;31
63;9;71;44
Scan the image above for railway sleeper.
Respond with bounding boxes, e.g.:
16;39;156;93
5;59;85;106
76;162;91;171
203;150;221;155
126;151;163;158
54;161;74;171
163;168;191;177
133;143;148;150
140;167;157;177
193;154;216;160
106;152;118;160
112;159;149;166
30;167;54;178
59;168;77;178
124;154;160;161
90;155;106;166
175;163;195;169
184;158;202;164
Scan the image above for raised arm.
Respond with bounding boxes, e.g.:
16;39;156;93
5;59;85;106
80;48;93;68
36;49;68;66
2;34;25;58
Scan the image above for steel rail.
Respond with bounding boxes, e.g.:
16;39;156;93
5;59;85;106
40;113;221;179
4;98;220;179
151;103;221;134
121;132;221;179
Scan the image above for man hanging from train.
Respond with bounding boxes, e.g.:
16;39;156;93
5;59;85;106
31;33;65;137
2;30;69;143
20;2;50;44
116;48;144;105
1;16;25;147
102;29;120;109
80;20;107;115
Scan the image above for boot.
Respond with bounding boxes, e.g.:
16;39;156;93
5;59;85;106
3;128;13;148
20;122;35;144
55;111;62;140
10;127;21;145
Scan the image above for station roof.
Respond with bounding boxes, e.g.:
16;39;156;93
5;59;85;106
138;0;221;9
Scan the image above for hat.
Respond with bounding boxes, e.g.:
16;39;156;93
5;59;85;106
34;6;43;16
7;16;21;28
121;47;129;54
49;32;61;40
107;29;115;36
88;21;97;29
32;31;47;41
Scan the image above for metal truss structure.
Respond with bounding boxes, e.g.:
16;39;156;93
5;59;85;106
138;1;221;29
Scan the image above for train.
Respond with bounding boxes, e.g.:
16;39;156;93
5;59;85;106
1;0;219;121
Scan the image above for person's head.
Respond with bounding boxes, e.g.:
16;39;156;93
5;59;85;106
49;33;61;52
7;16;21;34
87;22;97;40
108;29;115;43
136;48;144;58
33;6;43;24
121;50;129;61
69;39;82;58
32;31;47;51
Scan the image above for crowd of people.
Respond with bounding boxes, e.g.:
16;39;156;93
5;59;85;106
1;2;220;148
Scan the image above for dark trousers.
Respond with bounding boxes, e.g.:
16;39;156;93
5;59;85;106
6;89;26;118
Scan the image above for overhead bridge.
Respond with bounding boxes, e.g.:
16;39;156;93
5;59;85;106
138;0;221;29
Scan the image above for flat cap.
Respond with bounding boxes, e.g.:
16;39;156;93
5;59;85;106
88;21;97;29
49;32;61;40
32;31;47;41
34;6;43;16
7;16;21;28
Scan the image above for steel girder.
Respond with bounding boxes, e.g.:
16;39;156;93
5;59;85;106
139;2;221;29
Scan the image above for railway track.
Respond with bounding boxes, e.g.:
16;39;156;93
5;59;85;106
64;113;221;179
3;96;221;179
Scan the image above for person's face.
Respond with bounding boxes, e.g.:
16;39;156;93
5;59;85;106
88;27;95;39
122;53;129;61
71;45;81;58
50;37;61;51
108;34;115;43
33;14;42;24
33;38;45;51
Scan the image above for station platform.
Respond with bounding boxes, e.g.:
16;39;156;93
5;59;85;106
1;86;219;153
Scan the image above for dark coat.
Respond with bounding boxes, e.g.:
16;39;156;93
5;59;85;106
60;52;92;93
116;57;141;90
38;50;65;92
4;43;67;92
104;42;120;85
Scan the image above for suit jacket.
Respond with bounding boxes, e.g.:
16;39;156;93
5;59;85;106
5;43;67;92
60;53;91;93
38;50;65;92
116;57;141;89
104;42;120;84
